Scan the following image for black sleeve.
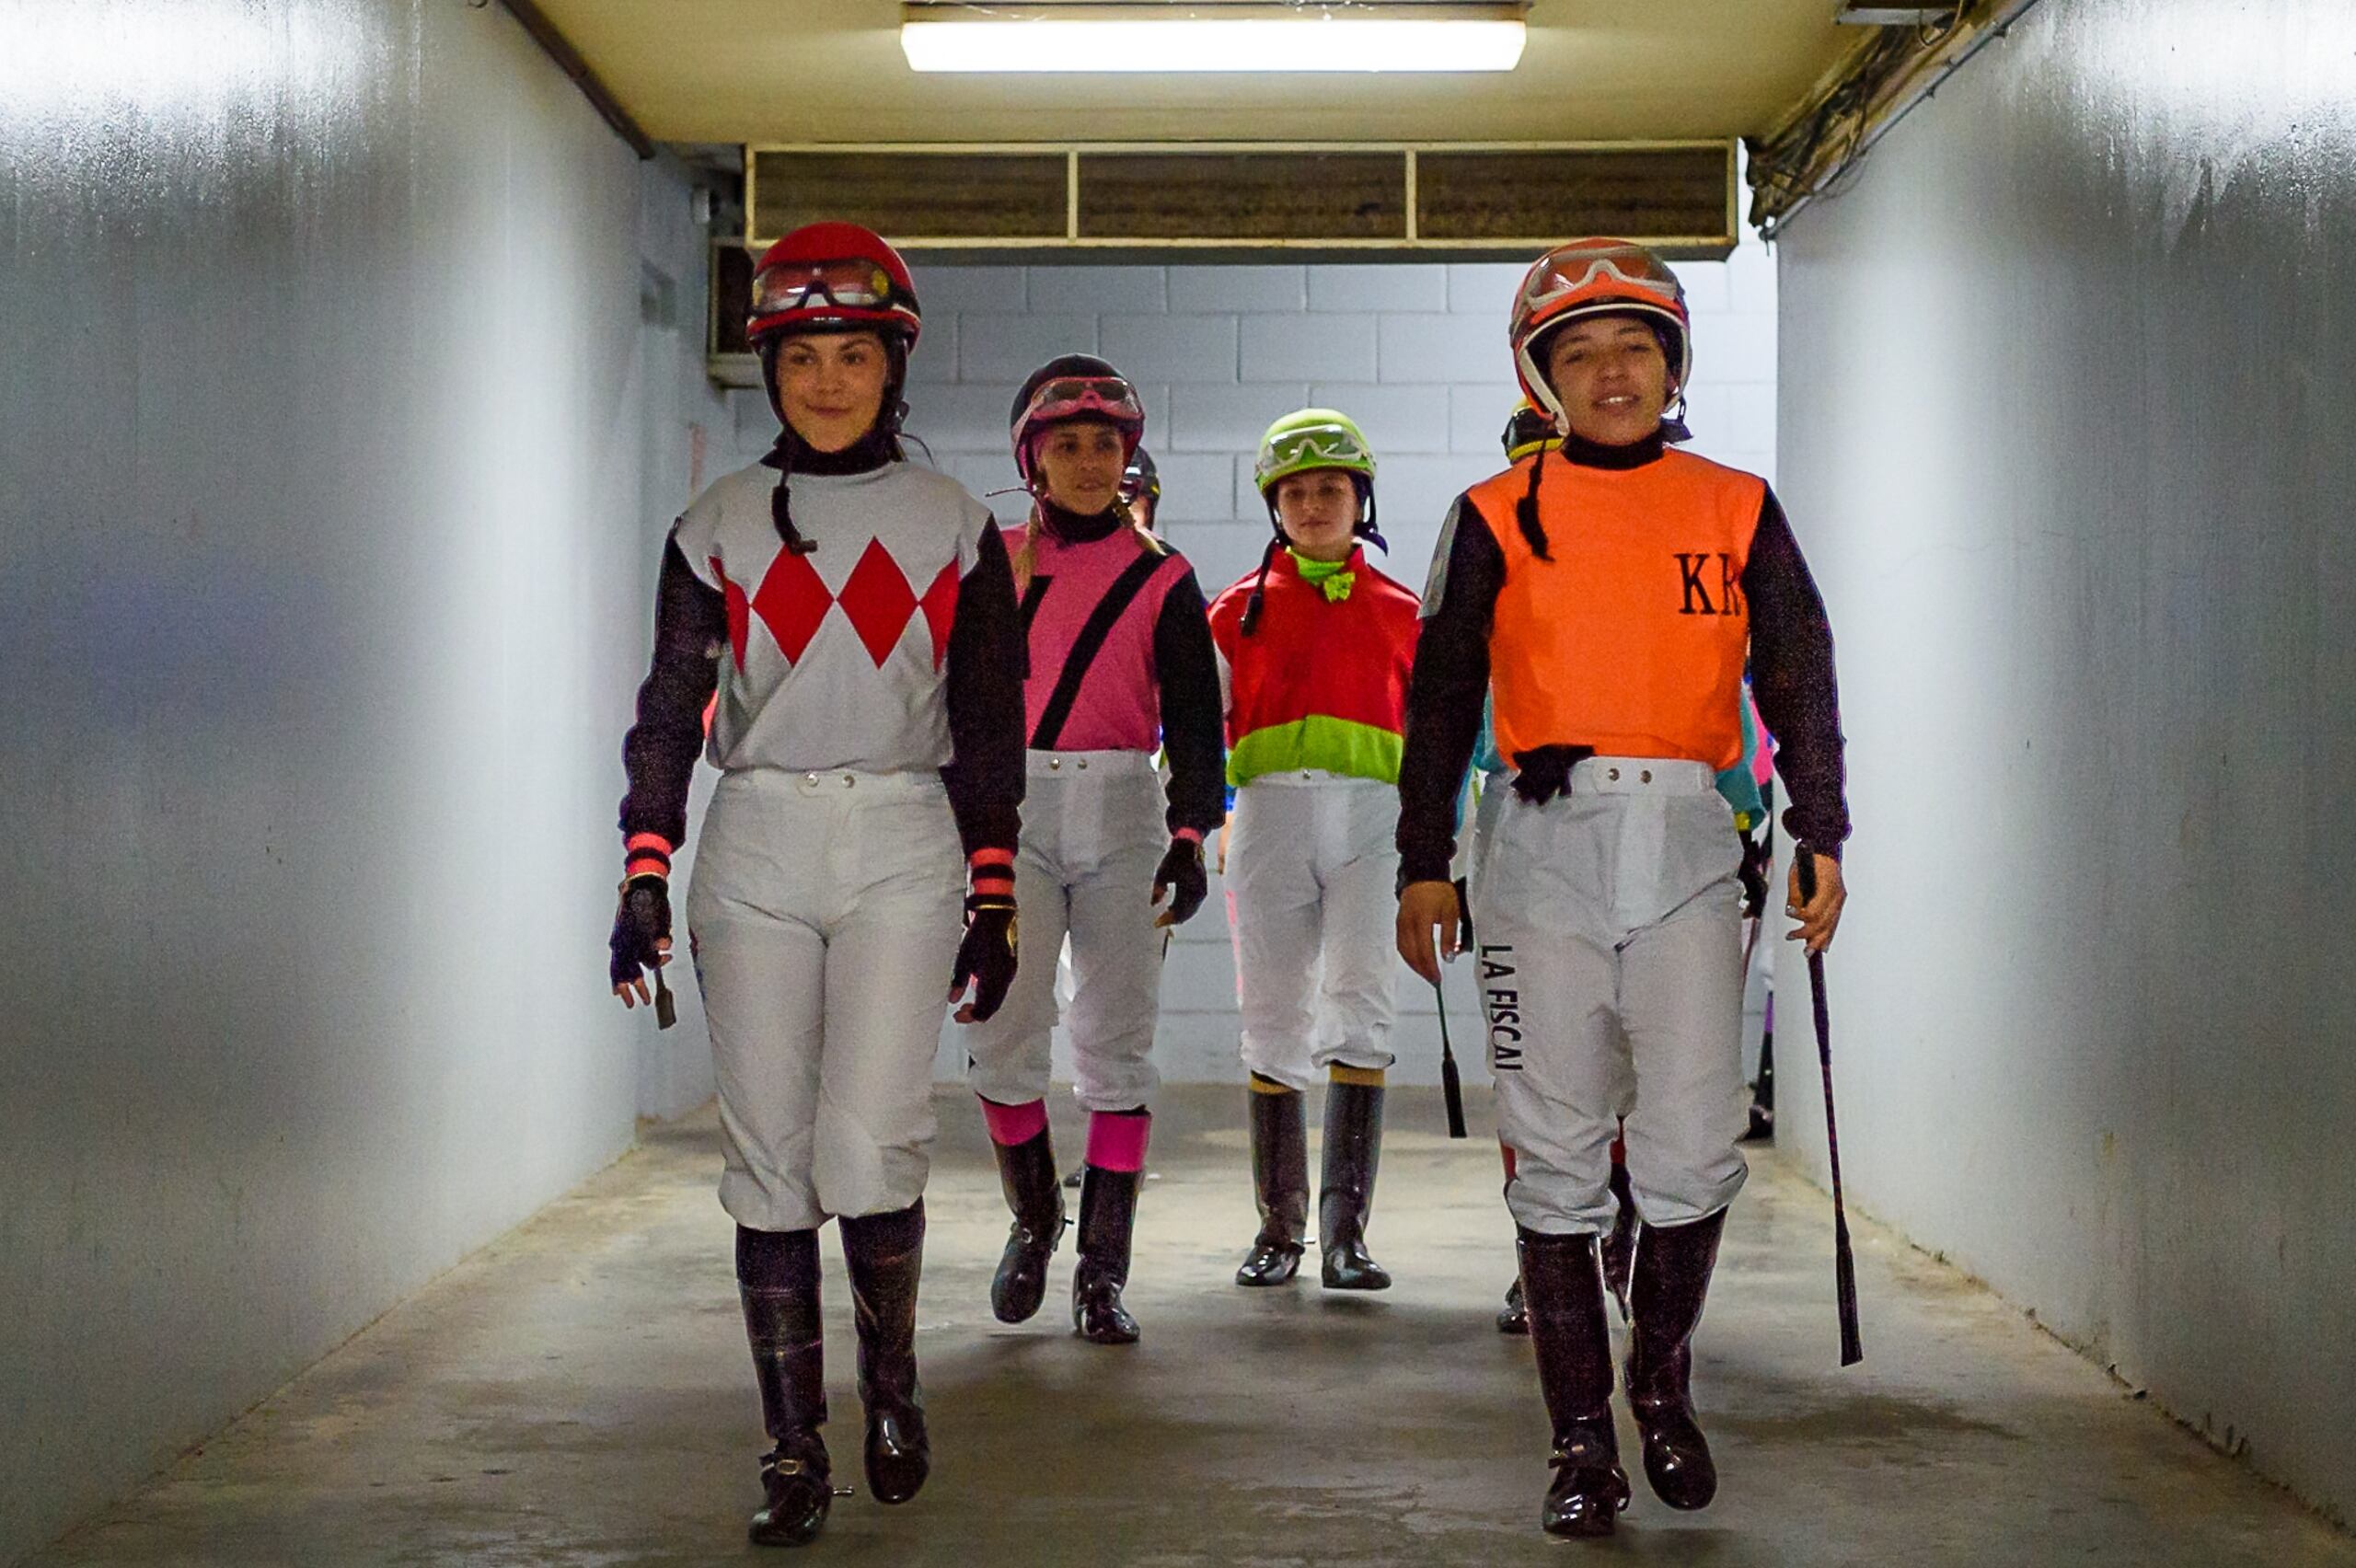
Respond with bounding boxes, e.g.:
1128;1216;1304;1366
618;536;727;852
1151;567;1229;836
941;523;1027;860
1742;488;1851;859
1397;499;1505;886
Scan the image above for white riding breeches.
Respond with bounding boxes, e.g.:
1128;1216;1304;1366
1225;774;1401;1092
963;750;1167;1113
1472;756;1748;1237
687;768;964;1232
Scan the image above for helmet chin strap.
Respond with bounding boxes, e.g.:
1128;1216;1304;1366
1660;387;1694;444
756;333;908;558
1517;343;1570;431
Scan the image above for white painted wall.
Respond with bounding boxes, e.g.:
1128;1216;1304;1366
713;237;1778;1089
1772;0;2356;1527
0;3;726;1558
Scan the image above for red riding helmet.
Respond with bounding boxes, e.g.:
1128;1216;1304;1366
1508;237;1691;428
746;222;921;349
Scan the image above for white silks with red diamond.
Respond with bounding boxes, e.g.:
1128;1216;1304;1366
671;461;1002;779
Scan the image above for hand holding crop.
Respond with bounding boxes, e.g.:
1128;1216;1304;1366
609;876;674;1011
1395;879;1463;986
1785;850;1846;954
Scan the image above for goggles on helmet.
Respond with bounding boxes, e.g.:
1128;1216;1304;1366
1515;243;1685;318
751;256;908;319
1256;424;1374;490
1021;376;1146;430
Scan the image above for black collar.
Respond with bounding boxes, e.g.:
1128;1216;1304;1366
762;422;897;477
1037;498;1123;544
1555;427;1666;470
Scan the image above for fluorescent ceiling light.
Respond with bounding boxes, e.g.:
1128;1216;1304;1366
900;4;1529;74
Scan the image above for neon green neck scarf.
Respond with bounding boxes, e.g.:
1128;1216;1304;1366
1288;548;1356;603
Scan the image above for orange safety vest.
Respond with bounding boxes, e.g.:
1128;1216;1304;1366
1463;449;1766;772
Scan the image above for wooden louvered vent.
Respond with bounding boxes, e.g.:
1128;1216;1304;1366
712;140;1733;370
743;141;1732;258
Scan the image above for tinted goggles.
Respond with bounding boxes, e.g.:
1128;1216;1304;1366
752;256;906;317
1022;376;1146;428
1519;245;1684;313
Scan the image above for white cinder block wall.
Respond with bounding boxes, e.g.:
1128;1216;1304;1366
714;236;1777;1087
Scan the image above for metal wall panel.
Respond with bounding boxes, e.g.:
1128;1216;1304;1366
1774;0;2356;1525
0;3;696;1555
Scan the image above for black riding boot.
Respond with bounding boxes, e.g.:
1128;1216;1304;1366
1071;1164;1143;1344
1600;1159;1640;1322
737;1226;833;1548
1518;1227;1632;1539
1496;1274;1529;1334
1625;1208;1728;1511
837;1202;930;1505
989;1125;1066;1323
1318;1075;1391;1290
1236;1079;1308;1286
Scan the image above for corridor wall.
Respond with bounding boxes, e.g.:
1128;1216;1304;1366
0;3;725;1558
1773;0;2356;1524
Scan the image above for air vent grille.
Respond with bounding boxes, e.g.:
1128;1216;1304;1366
745;141;1734;260
1415;147;1728;242
751;150;1068;240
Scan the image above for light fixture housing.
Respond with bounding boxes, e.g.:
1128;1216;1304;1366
899;2;1530;75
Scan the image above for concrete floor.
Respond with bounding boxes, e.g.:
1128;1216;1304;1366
28;1086;2354;1568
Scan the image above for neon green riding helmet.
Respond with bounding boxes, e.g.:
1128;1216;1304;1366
1253;407;1378;498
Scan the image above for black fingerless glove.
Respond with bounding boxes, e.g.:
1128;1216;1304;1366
1152;836;1207;927
951;892;1019;1021
608;875;671;988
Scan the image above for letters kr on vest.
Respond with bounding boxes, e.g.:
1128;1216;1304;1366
1675;552;1746;617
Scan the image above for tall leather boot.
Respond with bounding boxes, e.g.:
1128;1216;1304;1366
1497;1140;1529;1332
837;1203;930;1505
737;1226;833;1548
1319;1072;1391;1290
1600;1158;1640;1323
1624;1208;1728;1510
1071;1164;1143;1344
989;1126;1066;1323
1517;1227;1631;1539
1497;1274;1529;1335
1236;1078;1308;1286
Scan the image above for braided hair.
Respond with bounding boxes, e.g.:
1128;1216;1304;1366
1515;443;1552;562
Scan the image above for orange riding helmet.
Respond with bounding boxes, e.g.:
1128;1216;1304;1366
1508;237;1691;428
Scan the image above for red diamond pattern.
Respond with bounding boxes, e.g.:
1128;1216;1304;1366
837;538;921;667
736;539;951;670
918;559;960;670
750;548;831;665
